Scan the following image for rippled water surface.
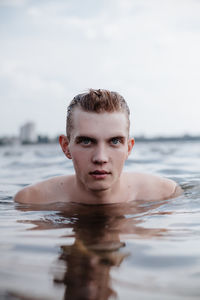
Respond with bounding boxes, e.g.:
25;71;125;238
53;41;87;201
0;141;200;300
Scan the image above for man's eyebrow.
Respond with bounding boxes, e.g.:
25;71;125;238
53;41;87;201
74;135;126;143
75;136;97;143
109;135;126;141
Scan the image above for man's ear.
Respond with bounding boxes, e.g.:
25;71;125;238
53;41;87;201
127;137;135;158
59;135;72;159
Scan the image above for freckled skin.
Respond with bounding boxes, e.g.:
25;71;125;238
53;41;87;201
14;109;181;205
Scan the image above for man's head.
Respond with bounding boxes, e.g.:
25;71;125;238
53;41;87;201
66;89;130;140
59;89;134;195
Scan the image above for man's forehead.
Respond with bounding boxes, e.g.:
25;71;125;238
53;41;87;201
71;108;129;138
72;107;128;121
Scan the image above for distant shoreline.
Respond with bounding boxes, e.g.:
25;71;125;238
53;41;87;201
1;134;200;146
134;135;200;142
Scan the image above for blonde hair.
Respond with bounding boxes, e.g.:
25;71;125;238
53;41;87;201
67;89;130;139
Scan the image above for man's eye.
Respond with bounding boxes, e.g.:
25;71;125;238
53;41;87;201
80;138;92;145
111;138;121;145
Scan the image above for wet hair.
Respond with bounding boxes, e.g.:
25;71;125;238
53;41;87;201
66;89;130;139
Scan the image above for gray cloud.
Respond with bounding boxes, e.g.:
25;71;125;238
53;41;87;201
0;0;200;137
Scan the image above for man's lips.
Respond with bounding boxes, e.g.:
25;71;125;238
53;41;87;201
89;170;111;175
89;170;111;179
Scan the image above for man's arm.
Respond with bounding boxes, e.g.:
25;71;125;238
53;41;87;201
159;177;183;199
14;178;57;204
14;185;41;204
14;175;73;204
131;173;183;201
169;184;183;199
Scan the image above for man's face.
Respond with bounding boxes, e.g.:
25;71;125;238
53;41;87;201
63;108;134;193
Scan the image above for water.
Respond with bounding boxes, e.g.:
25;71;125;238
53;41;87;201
0;141;200;300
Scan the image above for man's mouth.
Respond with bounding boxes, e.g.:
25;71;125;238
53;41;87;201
89;170;111;179
90;170;110;175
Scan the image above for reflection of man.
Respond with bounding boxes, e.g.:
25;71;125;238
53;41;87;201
15;89;181;204
16;202;170;300
54;207;127;300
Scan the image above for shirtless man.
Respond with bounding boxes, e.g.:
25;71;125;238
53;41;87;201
14;89;181;205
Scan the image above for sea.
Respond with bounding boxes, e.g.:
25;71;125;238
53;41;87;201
0;141;200;300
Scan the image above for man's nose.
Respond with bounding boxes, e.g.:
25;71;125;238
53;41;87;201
92;145;109;164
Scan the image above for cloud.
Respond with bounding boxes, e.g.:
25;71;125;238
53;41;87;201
0;0;27;6
0;0;200;136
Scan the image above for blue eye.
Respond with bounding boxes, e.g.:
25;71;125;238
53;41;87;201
77;137;93;146
81;138;91;145
111;138;120;145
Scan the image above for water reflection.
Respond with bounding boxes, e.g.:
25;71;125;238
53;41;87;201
16;200;171;300
53;212;126;300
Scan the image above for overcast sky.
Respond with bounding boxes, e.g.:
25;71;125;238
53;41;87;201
1;0;200;137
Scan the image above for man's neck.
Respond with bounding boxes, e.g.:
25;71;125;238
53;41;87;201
72;178;127;205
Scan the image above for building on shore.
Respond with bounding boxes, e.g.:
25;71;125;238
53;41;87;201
20;122;37;144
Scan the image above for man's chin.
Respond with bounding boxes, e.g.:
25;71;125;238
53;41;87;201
88;183;111;193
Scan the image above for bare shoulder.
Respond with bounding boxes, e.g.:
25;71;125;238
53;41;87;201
124;172;182;201
14;175;75;204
